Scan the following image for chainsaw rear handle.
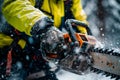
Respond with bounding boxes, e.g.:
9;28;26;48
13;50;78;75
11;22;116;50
65;19;92;41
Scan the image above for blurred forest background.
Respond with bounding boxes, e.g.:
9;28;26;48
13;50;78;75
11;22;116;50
0;0;120;48
82;0;120;48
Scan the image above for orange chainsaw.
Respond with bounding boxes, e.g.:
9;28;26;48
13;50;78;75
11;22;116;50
56;19;120;80
27;19;120;80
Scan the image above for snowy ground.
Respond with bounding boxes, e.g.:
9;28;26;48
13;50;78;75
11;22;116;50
56;70;115;80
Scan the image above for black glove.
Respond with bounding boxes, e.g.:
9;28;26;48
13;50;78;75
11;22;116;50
30;17;66;60
31;17;54;35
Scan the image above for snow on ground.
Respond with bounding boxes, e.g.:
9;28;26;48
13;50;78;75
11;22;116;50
56;70;115;80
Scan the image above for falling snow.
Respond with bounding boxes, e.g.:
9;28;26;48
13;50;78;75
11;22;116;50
0;0;120;80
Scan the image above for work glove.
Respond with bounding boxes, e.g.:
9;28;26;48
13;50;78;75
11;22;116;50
30;17;66;60
31;17;54;35
77;26;87;34
76;20;88;34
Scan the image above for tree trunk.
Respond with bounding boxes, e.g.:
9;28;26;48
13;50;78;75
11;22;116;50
97;0;106;38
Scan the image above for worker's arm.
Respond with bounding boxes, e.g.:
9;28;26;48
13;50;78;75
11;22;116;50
2;0;46;36
71;0;88;34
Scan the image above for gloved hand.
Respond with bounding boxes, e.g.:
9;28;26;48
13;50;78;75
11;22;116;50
77;26;87;34
65;19;88;34
30;17;54;35
30;17;66;60
76;20;88;34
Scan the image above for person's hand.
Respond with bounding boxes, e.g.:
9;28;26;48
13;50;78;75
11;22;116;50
31;17;54;35
71;20;89;34
30;17;66;60
77;26;87;34
39;26;66;60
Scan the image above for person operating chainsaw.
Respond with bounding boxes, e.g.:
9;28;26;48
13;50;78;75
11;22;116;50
0;0;89;80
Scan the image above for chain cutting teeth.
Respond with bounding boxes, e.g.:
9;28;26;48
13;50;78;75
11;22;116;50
106;49;113;54
91;47;120;57
90;67;120;80
96;70;102;74
112;51;117;56
110;74;116;79
89;47;120;79
104;49;108;53
98;48;104;53
115;77;120;80
105;72;111;77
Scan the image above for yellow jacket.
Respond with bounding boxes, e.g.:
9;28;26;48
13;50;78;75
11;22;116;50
1;0;87;48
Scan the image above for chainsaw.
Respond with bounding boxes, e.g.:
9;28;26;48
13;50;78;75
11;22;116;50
55;19;120;80
1;19;120;80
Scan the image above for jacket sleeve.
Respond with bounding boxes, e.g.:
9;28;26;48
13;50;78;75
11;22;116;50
71;0;87;23
2;0;46;36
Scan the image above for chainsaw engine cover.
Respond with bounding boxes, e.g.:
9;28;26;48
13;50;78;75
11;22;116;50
59;53;92;75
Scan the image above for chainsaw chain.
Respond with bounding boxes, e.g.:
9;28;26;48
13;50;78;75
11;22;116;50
89;47;120;57
88;47;120;80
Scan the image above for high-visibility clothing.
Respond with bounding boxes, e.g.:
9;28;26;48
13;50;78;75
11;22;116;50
1;0;87;48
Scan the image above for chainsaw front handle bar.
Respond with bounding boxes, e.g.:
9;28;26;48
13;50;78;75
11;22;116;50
65;19;92;41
